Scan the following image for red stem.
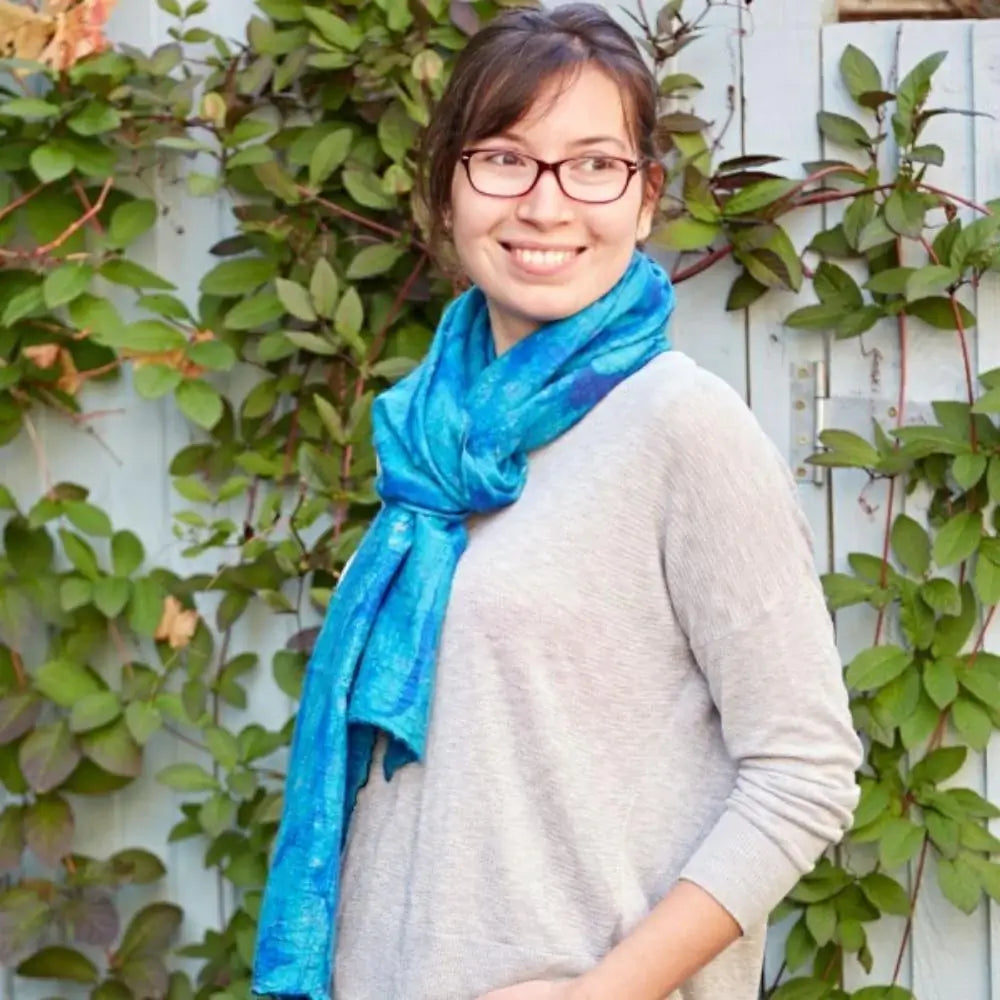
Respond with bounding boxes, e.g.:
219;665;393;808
671;244;733;283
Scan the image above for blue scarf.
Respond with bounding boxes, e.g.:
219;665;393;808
252;249;675;999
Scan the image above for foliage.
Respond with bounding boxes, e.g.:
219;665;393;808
1;0;1000;999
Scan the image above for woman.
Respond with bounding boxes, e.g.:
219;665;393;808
253;5;863;1000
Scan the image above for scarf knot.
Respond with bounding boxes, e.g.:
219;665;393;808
252;250;675;1000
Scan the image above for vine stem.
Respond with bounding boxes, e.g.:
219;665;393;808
296;186;428;252
671;244;733;283
35;177;114;257
873;260;909;640
920;183;992;217
0;182;45;226
892;833;931;984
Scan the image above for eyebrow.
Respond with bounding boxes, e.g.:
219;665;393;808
499;131;629;152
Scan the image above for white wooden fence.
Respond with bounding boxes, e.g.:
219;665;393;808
3;1;1000;998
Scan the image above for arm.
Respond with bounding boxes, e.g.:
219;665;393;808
582;374;862;999
572;879;739;1000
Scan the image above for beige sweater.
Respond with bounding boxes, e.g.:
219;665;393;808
333;351;862;1000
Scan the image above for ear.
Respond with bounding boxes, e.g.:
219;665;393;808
636;161;663;243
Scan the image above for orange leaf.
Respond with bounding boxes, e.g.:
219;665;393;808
154;595;199;650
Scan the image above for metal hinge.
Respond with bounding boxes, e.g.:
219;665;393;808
790;360;828;487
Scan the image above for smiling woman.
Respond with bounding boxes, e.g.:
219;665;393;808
251;6;862;1000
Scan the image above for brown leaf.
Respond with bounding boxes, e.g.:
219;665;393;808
153;596;198;650
23;344;61;369
39;0;118;71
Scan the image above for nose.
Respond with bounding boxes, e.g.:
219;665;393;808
515;167;574;227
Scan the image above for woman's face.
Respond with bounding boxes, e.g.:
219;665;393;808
449;64;656;353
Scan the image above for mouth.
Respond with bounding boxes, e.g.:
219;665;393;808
500;242;586;275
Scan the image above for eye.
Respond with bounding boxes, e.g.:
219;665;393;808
484;149;528;168
576;156;620;173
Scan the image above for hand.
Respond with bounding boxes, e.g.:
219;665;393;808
478;979;587;1000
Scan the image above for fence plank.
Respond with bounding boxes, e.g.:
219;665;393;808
971;20;1000;1000
821;17;914;991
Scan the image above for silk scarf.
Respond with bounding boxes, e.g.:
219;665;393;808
252;249;675;999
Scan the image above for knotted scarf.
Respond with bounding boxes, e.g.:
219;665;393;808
252;249;675;999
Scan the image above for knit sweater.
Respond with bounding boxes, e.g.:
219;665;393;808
332;350;863;1000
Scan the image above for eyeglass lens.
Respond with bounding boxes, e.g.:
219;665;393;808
466;150;632;203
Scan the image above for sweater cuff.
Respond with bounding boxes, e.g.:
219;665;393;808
678;807;824;932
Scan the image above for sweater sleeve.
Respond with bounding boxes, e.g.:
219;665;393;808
661;371;863;932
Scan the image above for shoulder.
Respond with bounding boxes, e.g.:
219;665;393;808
614;351;778;463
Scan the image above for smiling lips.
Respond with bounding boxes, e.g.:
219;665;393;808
502;242;585;276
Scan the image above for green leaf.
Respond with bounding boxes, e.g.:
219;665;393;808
68;102;121;136
175;379;223;429
652;217;720;252
784;301;845;332
884;189;926;239
276;278;317;321
347;244;405;280
725;272;767;311
156;762;218;792
5;518;55;575
303;7;362;48
932;511;981;567
60;577;92;612
70;691;122;733
108;320;186;353
921;578;962;616
93;577;131;618
30;144;75;183
911;745;966;785
117;902;183;961
937;856;981;914
974;552;1000;606
817;111;871;148
80;719;142;777
23;794;73;866
814;262;863;307
953;453;987;491
723;179;798;217
60;528;101;579
125;702;162;745
906;264;958;302
108;199;158;248
891;513;930;576
224;291;284;330
866;267;914;295
19;721;81;794
859;872;910;916
951;696;992;750
200;257;277;296
924;657;959;709
840;44;883;103
908;297;976;331
101;259;176;290
187;340;236;371
814;429;880;468
880;817;925;868
310;258;339;318
308;128;352;186
846;645;912;691
335;286;364;342
1;99;60;120
64;500;112;537
804;900;836;945
43;264;93;309
112;531;144;576
17;946;98;983
134;364;183;400
35;659;104;708
770;978;830;1000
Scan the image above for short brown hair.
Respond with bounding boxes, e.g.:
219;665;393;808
418;3;660;261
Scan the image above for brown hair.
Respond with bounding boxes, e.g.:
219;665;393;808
418;3;661;261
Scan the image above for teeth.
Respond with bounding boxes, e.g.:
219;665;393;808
511;247;575;268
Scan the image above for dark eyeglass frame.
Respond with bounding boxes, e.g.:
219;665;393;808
459;148;647;205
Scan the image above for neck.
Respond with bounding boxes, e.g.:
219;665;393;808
487;305;539;356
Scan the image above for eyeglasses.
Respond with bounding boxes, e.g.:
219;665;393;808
459;148;646;205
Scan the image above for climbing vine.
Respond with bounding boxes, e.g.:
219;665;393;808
0;1;999;999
